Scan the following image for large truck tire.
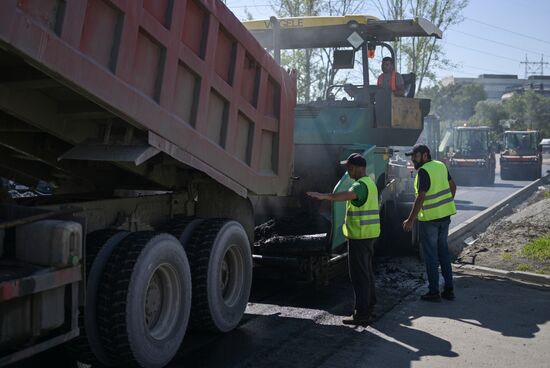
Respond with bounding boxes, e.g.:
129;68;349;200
158;215;204;249
185;219;252;332
67;229;129;366
97;232;192;368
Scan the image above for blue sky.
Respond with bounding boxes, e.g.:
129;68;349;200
224;0;550;81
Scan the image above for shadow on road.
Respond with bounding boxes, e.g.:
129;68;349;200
454;183;492;188
176;312;458;368
491;182;525;188
402;274;550;339
453;199;488;211
174;274;549;368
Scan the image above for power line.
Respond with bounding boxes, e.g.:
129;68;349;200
445;41;522;63
445;61;511;75
458;63;510;74
439;61;512;76
447;28;550;59
464;17;550;46
228;7;550;55
520;55;549;78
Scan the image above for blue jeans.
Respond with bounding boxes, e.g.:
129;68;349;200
419;219;453;294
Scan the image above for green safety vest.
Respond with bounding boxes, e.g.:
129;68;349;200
414;160;457;221
343;176;380;239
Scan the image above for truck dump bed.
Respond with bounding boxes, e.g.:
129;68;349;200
0;0;296;197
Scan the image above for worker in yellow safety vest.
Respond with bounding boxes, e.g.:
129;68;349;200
403;144;457;302
307;153;379;325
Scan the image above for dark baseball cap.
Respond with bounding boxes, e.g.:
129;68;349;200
405;144;430;156
340;153;366;167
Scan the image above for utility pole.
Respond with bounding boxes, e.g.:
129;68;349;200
520;54;549;78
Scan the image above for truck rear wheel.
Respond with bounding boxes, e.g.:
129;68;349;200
186;219;252;332
67;229;129;366
158;215;204;248
97;232;192;368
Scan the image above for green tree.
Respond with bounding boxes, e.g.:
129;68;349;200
270;0;322;103
472;100;508;134
261;0;469;101
269;0;364;102
503;93;526;127
420;82;486;122
503;91;550;136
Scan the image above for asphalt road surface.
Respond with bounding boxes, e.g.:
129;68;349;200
452;156;550;229
14;158;549;368
170;158;550;368
173;260;428;368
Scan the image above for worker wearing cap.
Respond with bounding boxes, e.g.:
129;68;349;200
307;153;379;325
403;144;457;302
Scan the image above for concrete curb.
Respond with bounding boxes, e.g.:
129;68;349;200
454;263;550;287
448;173;550;258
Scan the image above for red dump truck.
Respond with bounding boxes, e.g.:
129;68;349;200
0;1;295;367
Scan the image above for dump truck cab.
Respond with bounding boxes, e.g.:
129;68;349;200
244;16;442;255
500;130;542;180
444;126;496;186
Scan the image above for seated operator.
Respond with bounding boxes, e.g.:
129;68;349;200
518;136;531;151
377;57;405;97
470;138;484;153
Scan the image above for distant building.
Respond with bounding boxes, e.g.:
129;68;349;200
441;74;550;100
501;76;550;99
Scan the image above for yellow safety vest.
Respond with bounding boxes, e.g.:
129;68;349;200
414;160;457;221
343;176;380;239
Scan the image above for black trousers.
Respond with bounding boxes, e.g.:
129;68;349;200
347;238;377;316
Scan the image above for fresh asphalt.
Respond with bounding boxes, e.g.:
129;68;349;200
336;272;550;368
172;160;550;368
174;268;550;368
30;157;548;367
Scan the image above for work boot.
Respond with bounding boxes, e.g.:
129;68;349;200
342;314;373;326
441;288;455;301
420;291;441;302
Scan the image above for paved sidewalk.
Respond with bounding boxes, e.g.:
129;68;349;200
339;271;550;368
170;267;549;368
